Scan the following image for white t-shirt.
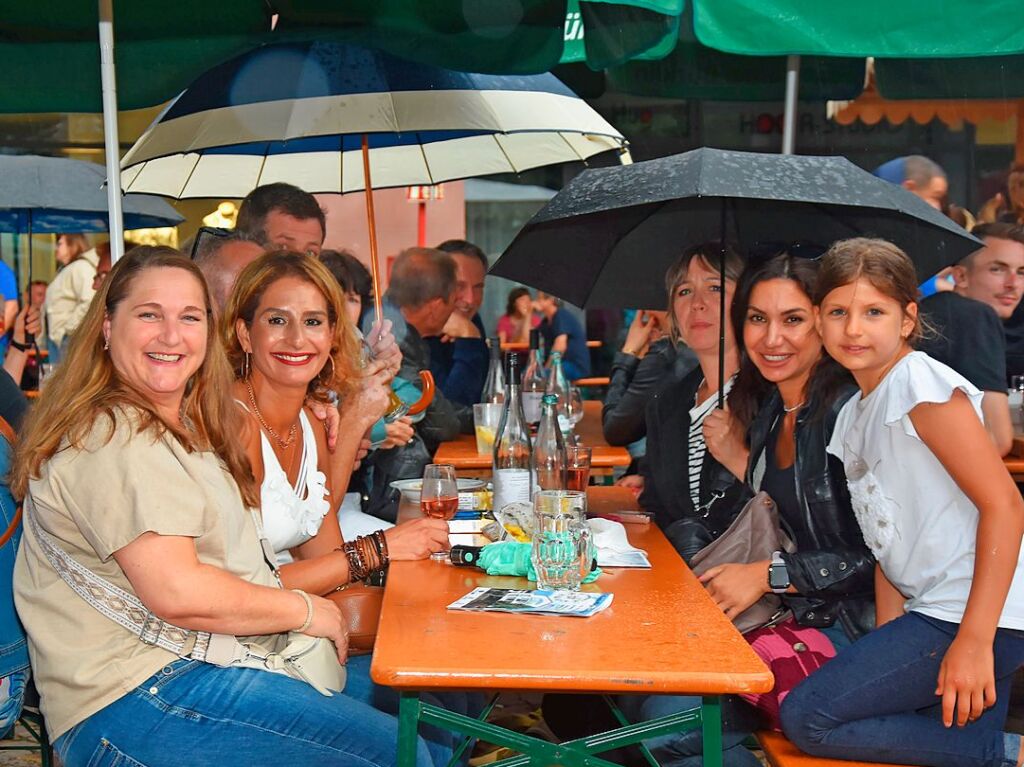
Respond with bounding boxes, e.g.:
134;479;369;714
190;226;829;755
827;351;1024;629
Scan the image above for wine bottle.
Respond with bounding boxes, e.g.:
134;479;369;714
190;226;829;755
534;394;566;492
521;329;545;426
545;351;572;435
481;337;505;404
492;353;533;513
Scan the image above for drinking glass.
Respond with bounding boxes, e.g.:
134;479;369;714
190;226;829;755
472;403;503;455
38;362;53;390
420;464;458;560
568;386;585;427
565;445;592;491
1012;376;1024;429
531;490;592;591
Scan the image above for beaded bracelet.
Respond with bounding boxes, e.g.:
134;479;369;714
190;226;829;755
337;531;391;586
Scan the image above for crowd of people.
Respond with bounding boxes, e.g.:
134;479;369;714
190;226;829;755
0;156;1019;767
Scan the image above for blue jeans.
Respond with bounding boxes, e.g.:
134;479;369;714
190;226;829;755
781;611;1024;767
55;659;434;767
345;654;481;767
616;693;762;767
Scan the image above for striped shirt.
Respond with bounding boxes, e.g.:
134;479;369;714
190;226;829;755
688;377;734;508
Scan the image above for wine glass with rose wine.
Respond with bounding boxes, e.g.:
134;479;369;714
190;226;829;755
420;464;458;560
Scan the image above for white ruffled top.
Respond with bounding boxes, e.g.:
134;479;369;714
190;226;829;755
257;410;330;565
827;351;1024;629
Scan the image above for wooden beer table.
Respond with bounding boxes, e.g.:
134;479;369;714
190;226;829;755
433;400;631;478
375;486;774;767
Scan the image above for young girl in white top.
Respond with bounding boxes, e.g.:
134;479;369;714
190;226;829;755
780;237;1024;767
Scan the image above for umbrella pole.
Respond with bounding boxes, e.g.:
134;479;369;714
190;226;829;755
362;134;384;326
782;55;801;155
716;202;729;409
25;210;34;349
98;0;125;263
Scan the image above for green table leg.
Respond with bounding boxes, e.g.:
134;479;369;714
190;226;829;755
398;691;421;767
702;695;723;767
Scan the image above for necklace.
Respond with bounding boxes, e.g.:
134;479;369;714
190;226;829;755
245;377;298;449
782;401;805;414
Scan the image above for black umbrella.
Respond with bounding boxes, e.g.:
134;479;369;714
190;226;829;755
490;147;981;310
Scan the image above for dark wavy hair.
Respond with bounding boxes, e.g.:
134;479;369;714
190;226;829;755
728;252;852;428
505;287;532;317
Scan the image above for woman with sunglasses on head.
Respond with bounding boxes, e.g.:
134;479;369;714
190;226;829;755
702;253;874;654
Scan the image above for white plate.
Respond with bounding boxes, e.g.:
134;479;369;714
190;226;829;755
390;477;486;501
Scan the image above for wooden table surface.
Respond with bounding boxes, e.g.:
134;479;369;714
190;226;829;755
373;486;773;697
1007;433;1024;478
433;399;631;472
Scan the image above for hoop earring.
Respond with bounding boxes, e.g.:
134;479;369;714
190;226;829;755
243;352;251;380
321;354;336;383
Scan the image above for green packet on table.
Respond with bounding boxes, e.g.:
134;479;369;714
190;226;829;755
477;541;601;584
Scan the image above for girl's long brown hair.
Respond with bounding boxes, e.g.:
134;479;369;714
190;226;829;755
221;251;361;401
12;246;258;507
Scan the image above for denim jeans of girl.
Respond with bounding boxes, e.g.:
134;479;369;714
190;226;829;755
54;659;434;767
781;611;1024;767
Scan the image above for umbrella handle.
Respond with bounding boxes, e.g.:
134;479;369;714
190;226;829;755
406;370;436;416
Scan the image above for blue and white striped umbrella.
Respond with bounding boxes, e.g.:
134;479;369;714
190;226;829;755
120;42;629;198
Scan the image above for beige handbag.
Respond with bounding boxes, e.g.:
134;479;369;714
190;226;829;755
26;497;346;696
689;491;795;633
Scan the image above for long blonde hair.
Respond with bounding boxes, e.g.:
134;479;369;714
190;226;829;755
12;246;258;507
221;251;361;400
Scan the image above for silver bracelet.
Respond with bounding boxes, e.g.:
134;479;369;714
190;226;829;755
292;589;314;633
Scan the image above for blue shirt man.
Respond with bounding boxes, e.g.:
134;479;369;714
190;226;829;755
536;291;591;381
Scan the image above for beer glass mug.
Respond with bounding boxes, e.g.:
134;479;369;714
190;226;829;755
531;490;592;591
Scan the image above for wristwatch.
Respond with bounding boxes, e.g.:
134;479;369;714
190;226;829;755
768;550;790;594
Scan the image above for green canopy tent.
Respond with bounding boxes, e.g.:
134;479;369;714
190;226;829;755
684;0;1024;153
0;0;687;259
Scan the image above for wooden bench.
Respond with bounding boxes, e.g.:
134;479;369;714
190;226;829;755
573;376;611;388
758;731;917;767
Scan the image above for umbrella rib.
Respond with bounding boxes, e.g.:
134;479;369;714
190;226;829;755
254;153;269;191
491;134;518;174
415;134;435;186
557;131;587;163
176;155;203;200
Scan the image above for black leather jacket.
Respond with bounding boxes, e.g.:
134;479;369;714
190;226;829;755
602;339;698;447
640;367;752;549
747;387;875;639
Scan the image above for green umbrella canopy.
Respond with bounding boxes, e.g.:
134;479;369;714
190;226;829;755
606;4;864;101
875;56;1024;100
691;0;1024;58
0;0;685;113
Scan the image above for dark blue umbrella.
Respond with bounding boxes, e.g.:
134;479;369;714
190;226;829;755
0;154;183;234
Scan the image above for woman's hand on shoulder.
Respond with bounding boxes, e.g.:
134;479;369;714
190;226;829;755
621;311;659;357
384;518;450;560
702;405;748;480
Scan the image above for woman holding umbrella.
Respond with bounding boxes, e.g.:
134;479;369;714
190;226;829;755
43;233;96;363
627;242;764;767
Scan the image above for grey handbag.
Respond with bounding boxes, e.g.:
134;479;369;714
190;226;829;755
689;491;795;634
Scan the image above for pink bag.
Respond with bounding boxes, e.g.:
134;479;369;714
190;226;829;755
739;619;836;730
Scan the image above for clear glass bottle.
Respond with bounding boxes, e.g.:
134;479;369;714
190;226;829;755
481;337;505;404
545;350;572;435
521;329;546;426
492;353;533;513
534;394;566;492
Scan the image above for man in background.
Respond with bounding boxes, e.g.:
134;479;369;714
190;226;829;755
535;291;591;382
192;231;265;317
919;222;1024;455
430;239;489;405
236;182;326;256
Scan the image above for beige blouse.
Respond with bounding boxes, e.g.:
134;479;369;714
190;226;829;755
14;408;282;739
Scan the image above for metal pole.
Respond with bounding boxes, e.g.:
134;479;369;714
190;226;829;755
782;54;801;155
98;0;125;262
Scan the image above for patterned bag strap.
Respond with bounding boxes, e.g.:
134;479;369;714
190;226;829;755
24;495;216;662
